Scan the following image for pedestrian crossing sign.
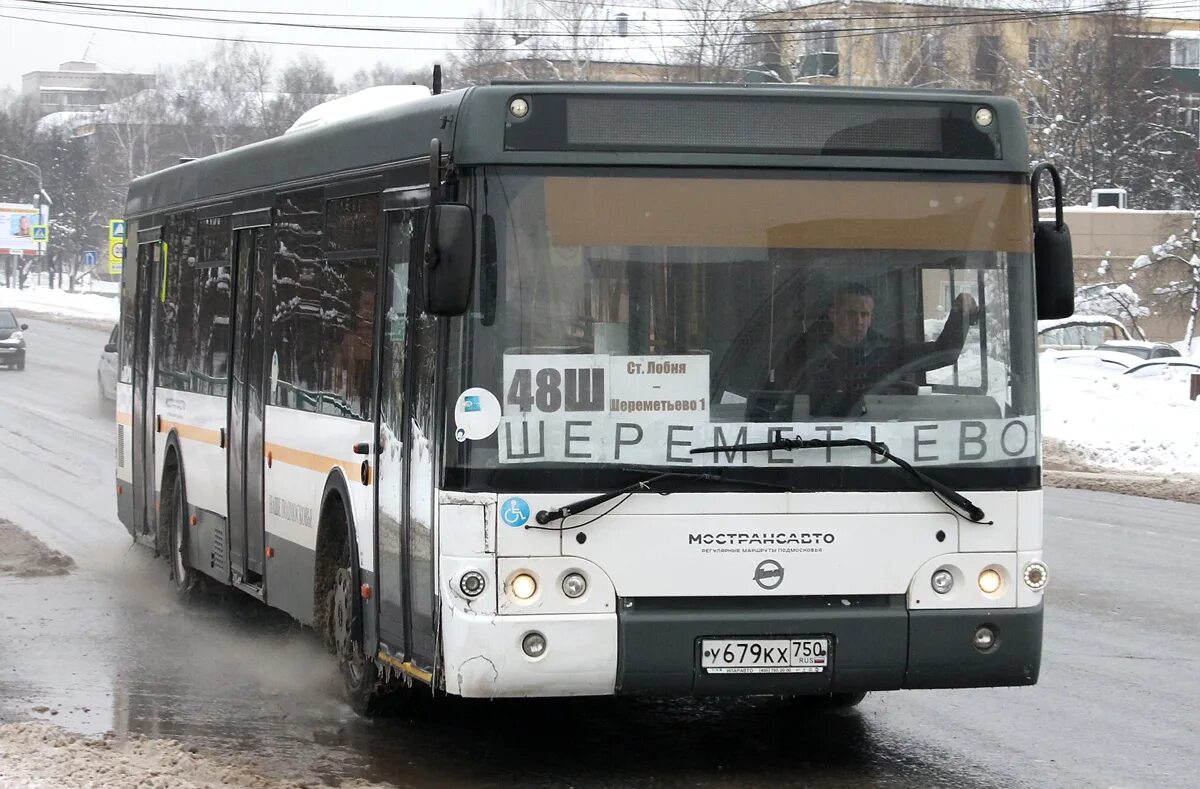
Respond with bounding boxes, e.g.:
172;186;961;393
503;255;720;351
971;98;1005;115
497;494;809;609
31;224;49;243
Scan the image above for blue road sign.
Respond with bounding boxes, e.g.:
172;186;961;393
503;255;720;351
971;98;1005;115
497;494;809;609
83;250;97;268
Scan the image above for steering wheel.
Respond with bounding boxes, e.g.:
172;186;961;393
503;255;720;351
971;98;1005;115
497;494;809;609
862;354;950;397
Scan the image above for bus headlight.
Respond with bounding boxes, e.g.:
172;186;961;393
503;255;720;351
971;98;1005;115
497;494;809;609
561;572;587;599
510;572;538;601
978;568;1003;595
931;569;954;594
1023;561;1048;590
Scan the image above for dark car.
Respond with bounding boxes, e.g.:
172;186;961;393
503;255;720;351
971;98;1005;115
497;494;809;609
1095;340;1181;360
0;309;28;371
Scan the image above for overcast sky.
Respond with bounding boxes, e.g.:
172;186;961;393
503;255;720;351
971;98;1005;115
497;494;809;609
0;0;499;91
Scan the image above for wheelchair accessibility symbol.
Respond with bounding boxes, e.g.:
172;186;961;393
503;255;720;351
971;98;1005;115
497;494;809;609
501;497;531;528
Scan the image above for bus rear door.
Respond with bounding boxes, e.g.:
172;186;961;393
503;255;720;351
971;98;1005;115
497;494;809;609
227;223;270;587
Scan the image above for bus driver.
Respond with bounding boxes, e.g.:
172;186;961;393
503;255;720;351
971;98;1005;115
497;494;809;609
781;283;980;417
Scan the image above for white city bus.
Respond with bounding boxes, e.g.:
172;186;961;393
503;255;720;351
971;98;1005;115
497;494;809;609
116;82;1074;712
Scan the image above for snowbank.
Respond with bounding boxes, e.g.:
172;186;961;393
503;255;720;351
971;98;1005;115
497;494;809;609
1040;356;1200;475
0;519;75;577
0;721;391;789
0;283;119;325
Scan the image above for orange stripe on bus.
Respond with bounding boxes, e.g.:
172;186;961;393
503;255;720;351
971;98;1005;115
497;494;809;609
116;411;132;426
263;441;365;482
136;415;368;485
159;419;223;447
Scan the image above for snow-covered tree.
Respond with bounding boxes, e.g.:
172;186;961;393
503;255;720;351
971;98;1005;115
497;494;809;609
1075;280;1149;340
1009;4;1199;210
1132;212;1200;345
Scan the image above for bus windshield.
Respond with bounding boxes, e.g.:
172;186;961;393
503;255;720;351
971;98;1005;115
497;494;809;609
447;167;1038;490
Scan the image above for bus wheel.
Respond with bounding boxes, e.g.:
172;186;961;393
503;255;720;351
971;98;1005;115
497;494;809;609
165;469;199;600
328;541;392;715
794;691;868;710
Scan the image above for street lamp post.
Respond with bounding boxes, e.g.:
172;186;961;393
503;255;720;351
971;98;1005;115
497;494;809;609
0;153;52;288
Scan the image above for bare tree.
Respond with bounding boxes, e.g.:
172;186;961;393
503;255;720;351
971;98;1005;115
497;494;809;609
666;0;759;82
447;13;516;87
343;62;433;93
261;54;340;136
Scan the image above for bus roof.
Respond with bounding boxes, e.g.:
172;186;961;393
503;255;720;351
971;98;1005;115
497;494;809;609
126;82;1028;218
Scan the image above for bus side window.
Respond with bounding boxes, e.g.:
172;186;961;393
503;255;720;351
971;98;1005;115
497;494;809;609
271;188;324;410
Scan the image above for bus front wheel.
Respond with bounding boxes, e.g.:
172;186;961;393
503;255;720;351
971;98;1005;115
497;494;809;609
325;516;396;715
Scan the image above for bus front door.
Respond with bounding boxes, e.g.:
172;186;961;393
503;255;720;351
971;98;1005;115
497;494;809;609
228;226;269;586
132;237;161;543
375;211;414;657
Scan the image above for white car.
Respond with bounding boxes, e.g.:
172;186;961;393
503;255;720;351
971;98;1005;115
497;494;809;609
1040;349;1136;377
1037;315;1130;351
1123;359;1200;384
98;326;118;400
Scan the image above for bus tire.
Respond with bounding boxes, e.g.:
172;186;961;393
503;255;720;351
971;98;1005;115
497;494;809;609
321;502;395;715
163;462;199;600
794;691;868;710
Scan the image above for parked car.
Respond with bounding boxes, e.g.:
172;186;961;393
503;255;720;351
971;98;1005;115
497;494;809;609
1037;315;1129;351
0;309;28;370
1095;340;1181;360
98;325;118;400
1169;337;1200;357
1122;359;1200;383
1040;349;1136;376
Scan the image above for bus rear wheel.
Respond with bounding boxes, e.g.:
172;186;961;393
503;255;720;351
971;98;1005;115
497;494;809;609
165;469;199;600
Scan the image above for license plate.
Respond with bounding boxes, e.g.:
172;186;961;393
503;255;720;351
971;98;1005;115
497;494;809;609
701;638;830;674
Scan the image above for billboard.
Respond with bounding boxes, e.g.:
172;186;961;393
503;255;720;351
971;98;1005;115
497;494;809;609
0;203;41;255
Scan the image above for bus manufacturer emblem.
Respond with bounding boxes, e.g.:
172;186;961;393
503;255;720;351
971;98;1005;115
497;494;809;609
754;559;784;590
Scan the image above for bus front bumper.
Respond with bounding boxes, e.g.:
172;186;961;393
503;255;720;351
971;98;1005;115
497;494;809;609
617;595;1043;695
439;596;1041;697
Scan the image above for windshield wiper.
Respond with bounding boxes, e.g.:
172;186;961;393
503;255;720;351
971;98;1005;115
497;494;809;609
533;470;793;526
689;437;988;523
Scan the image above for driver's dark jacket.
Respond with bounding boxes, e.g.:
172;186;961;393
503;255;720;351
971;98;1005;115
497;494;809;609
774;311;972;417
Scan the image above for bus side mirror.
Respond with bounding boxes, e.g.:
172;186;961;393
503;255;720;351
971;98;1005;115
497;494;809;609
1031;162;1074;320
104;342;117;353
426;203;476;316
